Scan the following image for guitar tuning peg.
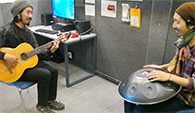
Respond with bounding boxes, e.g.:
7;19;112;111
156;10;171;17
57;30;62;36
59;33;69;42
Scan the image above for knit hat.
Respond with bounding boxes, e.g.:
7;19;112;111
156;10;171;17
11;0;33;18
175;2;195;25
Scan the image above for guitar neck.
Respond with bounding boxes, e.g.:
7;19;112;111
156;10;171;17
26;34;65;58
27;41;53;58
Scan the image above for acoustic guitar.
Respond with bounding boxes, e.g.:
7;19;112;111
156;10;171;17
0;33;69;83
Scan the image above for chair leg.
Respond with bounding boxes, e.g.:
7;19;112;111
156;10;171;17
18;89;27;113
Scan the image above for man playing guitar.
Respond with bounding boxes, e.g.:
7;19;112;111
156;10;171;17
0;0;64;113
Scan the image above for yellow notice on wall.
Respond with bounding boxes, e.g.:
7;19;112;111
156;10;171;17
130;8;141;28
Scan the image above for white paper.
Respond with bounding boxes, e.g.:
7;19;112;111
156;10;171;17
126;0;143;1
0;0;15;3
131;16;139;26
85;0;95;4
85;5;95;16
121;3;130;22
101;0;117;18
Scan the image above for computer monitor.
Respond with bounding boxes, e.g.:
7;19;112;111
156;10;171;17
52;0;75;21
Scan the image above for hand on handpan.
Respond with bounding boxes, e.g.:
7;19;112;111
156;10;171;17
147;70;169;82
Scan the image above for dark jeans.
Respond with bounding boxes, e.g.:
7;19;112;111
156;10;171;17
124;96;193;113
18;61;58;106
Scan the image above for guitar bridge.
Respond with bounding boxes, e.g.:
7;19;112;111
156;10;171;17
3;60;13;74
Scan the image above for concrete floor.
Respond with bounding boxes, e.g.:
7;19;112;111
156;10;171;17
0;61;124;113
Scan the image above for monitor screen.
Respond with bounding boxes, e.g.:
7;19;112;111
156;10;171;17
52;0;75;20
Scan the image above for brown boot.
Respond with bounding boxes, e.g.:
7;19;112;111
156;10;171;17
48;100;65;110
36;105;55;113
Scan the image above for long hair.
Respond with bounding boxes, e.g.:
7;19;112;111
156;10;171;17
13;9;24;23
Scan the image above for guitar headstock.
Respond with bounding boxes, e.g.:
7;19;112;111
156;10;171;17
58;33;69;43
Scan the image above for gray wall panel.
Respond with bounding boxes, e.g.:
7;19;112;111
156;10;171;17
0;5;3;26
29;0;38;26
34;0;52;25
146;0;173;65
0;3;12;25
96;0;152;80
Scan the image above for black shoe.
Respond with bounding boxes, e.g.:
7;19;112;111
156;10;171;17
36;105;55;113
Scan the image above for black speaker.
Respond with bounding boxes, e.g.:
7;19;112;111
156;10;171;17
75;20;91;35
41;13;53;26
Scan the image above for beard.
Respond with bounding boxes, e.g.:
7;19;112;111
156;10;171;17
26;22;30;26
18;14;32;26
26;18;32;26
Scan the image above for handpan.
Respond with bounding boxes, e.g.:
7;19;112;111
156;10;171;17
118;68;181;105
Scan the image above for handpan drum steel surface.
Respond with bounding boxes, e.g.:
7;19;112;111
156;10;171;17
118;68;181;105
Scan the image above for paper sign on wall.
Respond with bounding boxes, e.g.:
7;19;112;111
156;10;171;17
85;0;95;4
130;8;141;28
85;5;95;16
101;0;117;18
121;3;130;22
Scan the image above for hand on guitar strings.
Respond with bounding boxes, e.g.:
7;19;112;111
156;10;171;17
50;40;59;53
4;53;18;67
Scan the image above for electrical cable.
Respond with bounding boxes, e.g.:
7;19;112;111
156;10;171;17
80;25;93;35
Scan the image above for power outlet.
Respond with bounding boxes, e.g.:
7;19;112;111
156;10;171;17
68;52;72;59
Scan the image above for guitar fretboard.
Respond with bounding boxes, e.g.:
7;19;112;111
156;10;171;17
26;41;53;58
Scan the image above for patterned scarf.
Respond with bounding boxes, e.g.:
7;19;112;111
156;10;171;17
167;31;195;75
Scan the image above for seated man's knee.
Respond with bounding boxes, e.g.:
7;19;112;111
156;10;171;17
39;69;52;80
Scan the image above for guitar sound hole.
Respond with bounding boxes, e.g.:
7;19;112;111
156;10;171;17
20;53;28;61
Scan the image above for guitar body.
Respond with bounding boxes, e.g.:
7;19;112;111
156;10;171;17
0;43;38;83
